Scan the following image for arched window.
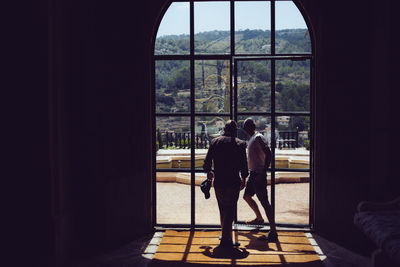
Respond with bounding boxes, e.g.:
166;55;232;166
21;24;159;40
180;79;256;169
153;0;313;228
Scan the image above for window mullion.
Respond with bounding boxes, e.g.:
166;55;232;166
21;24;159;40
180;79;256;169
230;0;235;120
270;0;276;219
190;0;195;228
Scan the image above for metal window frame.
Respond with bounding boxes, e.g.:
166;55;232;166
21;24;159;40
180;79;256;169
153;0;314;229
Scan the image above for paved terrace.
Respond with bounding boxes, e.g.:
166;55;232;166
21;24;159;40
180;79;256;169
156;148;310;225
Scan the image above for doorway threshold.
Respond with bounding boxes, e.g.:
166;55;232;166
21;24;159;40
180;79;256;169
155;223;311;232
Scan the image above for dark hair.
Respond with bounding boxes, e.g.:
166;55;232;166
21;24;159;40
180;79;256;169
224;120;237;137
243;118;256;134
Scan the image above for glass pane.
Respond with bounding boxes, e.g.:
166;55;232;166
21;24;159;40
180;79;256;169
237;60;271;112
275;59;310;112
195;60;230;113
156;116;192;168
155;60;190;113
195;116;239;225
157;172;191;224
195;173;220;225
236;115;272;224
155;2;190;55
194;2;230;54
237;172;272;223
235;1;271;54
194;116;230;170
195;116;229;152
275;115;310;153
275;1;311;54
237;115;272;143
275;172;309;225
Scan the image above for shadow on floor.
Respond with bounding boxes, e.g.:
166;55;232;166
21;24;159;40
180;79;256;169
200;245;249;259
72;230;372;267
148;258;324;267
150;230;324;267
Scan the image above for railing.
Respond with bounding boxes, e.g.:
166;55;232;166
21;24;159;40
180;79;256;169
157;132;211;149
157;130;300;150
276;131;299;149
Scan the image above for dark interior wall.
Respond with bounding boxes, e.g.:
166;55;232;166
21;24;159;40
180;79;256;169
309;0;373;250
301;0;399;252
49;0;163;263
367;1;399;202
11;0;399;266
33;0;166;265
5;0;52;266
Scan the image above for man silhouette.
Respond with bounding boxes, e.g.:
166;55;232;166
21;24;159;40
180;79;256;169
203;120;248;248
242;118;278;241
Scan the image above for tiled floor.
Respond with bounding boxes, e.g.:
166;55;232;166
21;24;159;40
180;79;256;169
73;228;372;267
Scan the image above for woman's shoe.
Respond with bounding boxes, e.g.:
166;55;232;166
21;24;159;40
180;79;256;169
267;231;278;242
245;218;264;225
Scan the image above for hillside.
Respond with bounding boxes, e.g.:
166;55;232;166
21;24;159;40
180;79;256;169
155;29;310;55
155;29;311;132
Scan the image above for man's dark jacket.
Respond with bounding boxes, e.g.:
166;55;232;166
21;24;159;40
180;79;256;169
203;135;249;189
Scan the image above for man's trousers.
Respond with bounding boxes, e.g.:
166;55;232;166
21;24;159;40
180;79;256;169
214;185;240;245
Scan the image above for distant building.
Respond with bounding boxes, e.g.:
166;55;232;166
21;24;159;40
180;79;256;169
299;131;308;139
277;116;290;126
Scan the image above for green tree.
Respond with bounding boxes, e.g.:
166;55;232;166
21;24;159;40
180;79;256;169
254;89;264;106
166;66;190;93
254;64;270;82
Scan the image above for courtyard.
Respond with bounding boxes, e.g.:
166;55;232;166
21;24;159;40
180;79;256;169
156;148;310;226
157;181;309;225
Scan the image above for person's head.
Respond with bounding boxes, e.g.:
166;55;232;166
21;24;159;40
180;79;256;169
243;118;256;137
223;120;237;137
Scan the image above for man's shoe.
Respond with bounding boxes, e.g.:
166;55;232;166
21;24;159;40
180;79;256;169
246;218;264;225
267;231;278;242
232;241;240;247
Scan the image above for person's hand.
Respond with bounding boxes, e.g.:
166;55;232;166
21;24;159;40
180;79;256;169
240;178;246;190
207;171;214;180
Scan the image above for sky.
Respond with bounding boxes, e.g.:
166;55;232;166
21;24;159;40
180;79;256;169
156;1;307;37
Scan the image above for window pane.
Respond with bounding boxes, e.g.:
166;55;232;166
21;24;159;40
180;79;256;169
194;116;230;224
235;1;271;54
195;116;229;153
237;173;271;223
157;172;191;224
275;115;310;153
276;59;310;112
275;172;309;225
155;2;190;55
236;116;271;224
237;60;271;112
195;2;230;54
155;60;190;113
156;116;192;168
195;174;220;225
275;1;311;54
194;116;235;225
195;60;231;113
194;116;230;168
